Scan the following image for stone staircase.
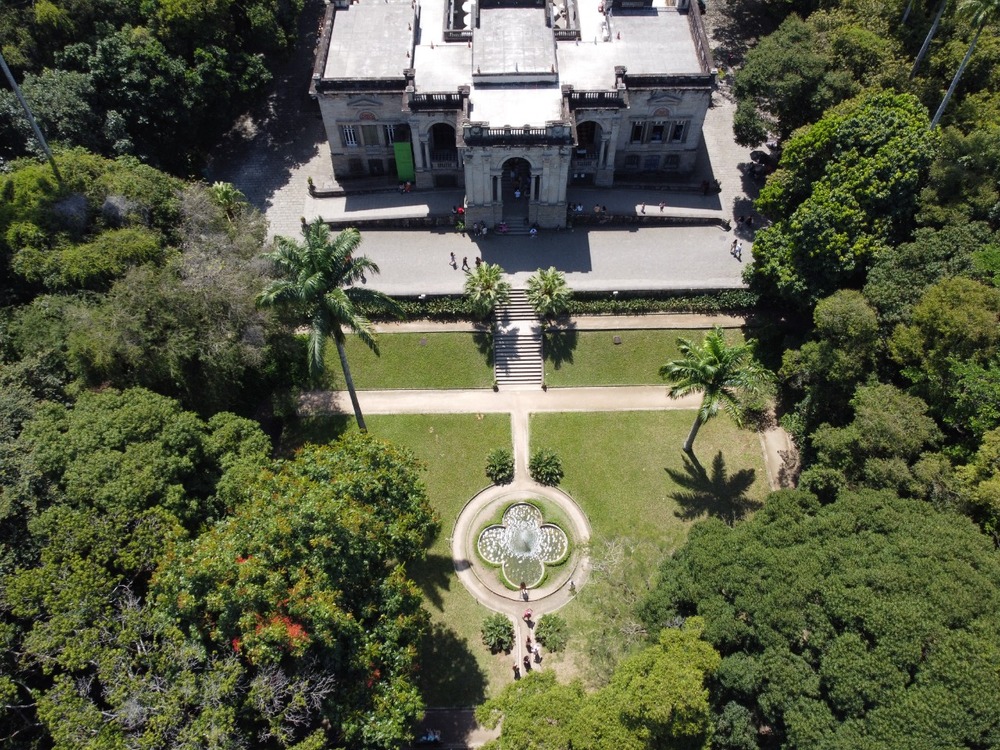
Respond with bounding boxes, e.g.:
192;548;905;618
494;289;543;389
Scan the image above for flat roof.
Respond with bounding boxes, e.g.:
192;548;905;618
324;0;415;80
557;6;701;89
473;8;556;75
469;85;564;126
414;44;473;90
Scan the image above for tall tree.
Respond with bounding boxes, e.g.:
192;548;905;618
911;0;949;77
659;327;773;453
463;261;511;318
930;0;1000;127
257;222;399;433
525;266;571;319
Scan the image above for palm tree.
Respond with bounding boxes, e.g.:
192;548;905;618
659;327;773;454
464;262;511;318
257;221;400;433
911;0;949;78
526;266;572;319
930;0;1000;128
208;181;248;223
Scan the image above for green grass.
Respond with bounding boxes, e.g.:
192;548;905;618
319;332;493;390
543;328;744;387
531;411;769;547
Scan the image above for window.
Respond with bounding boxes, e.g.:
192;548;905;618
664;154;680;170
624;154;640;170
384;124;397;143
630;122;644;143
671;121;688;142
341;125;358;147
643;155;660;170
361;124;380;147
650;124;665;143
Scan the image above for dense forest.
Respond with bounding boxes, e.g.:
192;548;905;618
0;0;304;173
3;0;1000;747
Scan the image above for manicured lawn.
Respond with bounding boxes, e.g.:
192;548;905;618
319;332;493;390
543;328;744;387
530;411;769;546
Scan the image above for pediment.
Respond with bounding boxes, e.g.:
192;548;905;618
647;91;683;105
347;97;384;107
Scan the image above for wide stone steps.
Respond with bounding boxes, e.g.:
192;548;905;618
494;289;543;388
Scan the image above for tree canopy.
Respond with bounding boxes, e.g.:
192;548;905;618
476;618;720;750
746;91;936;310
641;489;1000;750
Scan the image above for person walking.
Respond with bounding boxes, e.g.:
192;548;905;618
730;238;738;256
735;241;743;261
462;256;470;271
450;252;456;267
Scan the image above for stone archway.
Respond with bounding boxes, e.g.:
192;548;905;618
573;121;603;184
429;123;458;168
500;156;532;225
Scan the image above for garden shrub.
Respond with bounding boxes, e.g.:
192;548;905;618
481;613;514;653
529;448;563;486
534;614;568;652
486;447;514;485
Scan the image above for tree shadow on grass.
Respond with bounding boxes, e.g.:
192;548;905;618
542;322;578;369
418;622;488;707
472;326;494;367
666;451;760;525
409;553;458;612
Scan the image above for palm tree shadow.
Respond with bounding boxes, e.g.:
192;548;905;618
666;451;760;525
542;321;578;369
472;325;494;367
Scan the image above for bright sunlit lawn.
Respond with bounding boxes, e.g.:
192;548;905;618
530;410;769;546
543;328;744;387
318;332;493;390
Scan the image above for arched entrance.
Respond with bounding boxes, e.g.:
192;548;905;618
428;123;459;187
573;121;602;184
429;123;458;166
501;157;532;225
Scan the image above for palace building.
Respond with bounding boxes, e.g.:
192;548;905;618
311;0;715;228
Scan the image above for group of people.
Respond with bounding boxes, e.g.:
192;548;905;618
513;615;543;680
469;221;489;237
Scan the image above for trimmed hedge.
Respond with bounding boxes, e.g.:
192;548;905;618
362;290;760;322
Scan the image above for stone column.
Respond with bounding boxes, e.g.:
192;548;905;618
596;119;618;187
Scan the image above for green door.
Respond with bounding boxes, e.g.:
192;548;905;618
394;141;415;182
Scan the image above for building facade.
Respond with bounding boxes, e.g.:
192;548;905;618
312;0;715;228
